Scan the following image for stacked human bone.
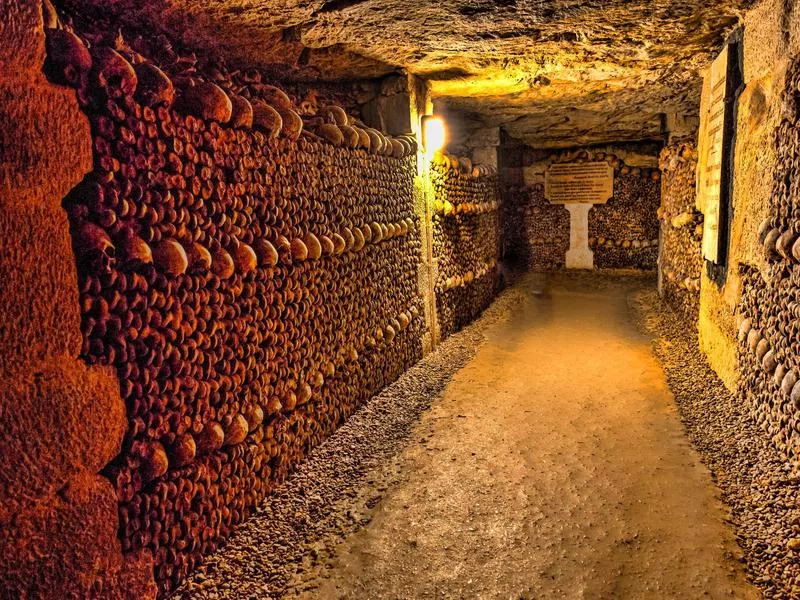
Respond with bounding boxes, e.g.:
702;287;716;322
658;143;703;319
45;20;423;596
580;151;661;269
737;61;800;463
430;153;501;340
501;148;659;271
501;183;570;270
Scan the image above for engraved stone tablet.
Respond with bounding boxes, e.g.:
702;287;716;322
545;162;614;204
544;161;614;269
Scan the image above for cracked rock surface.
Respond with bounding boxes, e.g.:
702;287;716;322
62;0;754;146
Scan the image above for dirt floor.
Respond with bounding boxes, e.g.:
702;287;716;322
177;272;760;599
286;273;756;599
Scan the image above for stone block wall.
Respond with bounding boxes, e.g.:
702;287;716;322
430;154;501;341
658;142;703;320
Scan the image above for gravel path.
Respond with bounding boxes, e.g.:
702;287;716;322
287;272;754;599
631;287;800;599
174;272;768;599
173;276;528;599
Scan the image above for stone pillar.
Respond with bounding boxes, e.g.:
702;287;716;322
564;204;594;269
415;165;439;355
397;76;438;355
361;73;416;135
0;2;156;597
665;112;700;145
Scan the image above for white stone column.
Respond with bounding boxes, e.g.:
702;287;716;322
564;203;594;269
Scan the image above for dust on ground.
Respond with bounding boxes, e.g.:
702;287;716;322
177;272;759;599
291;272;755;599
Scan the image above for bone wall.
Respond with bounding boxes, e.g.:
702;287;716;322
588;164;661;270
502;183;570;271
0;4;479;597
736;58;800;464
430;154;501;341
65;51;421;600
658;142;703;320
503;145;661;271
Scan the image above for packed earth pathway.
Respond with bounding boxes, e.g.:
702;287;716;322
290;274;757;599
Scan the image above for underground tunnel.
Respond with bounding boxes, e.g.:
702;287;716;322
3;0;800;597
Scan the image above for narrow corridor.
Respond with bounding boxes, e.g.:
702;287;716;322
4;2;798;596
289;273;756;598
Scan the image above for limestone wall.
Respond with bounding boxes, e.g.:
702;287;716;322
691;0;800;466
735;56;800;463
696;0;800;390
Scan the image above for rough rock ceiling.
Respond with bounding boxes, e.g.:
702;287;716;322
62;0;753;147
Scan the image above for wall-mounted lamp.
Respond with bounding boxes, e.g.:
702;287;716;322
421;115;446;155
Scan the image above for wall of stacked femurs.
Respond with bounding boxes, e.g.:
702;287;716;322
589;154;661;269
430;154;501;341
502;183;570;270
0;7;466;595
737;59;800;463
657;142;703;320
502;148;661;270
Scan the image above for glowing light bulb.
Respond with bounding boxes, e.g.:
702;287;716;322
422;116;446;155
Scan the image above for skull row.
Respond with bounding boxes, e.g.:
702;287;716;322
430;161;501;340
657;143;703;318
45;19;425;597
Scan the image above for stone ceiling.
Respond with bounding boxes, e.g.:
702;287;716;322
62;0;754;148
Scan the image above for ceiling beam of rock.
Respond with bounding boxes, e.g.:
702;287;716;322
61;0;753;146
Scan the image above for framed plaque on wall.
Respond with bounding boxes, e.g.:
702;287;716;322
696;31;743;280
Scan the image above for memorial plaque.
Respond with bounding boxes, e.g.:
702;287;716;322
698;45;728;263
545;162;614;204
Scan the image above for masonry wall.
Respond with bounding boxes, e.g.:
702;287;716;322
673;0;800;467
0;3;500;598
658;142;703;320
735;57;800;463
430;154;501;341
